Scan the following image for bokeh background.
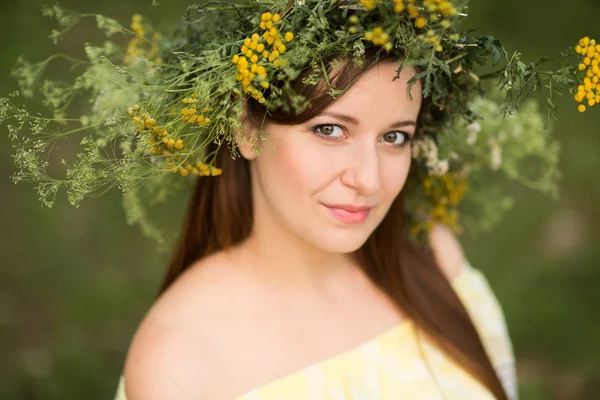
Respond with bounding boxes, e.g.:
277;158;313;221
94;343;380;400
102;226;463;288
1;1;599;399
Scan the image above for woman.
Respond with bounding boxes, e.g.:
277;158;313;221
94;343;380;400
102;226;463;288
4;0;584;399
117;55;516;399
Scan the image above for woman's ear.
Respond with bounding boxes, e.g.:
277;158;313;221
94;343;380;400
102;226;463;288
234;101;259;161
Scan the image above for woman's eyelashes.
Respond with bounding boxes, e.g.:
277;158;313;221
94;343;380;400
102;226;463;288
310;123;413;147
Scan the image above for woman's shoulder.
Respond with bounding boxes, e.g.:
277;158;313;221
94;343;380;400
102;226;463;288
429;224;518;399
122;251;249;400
428;223;467;281
427;224;509;328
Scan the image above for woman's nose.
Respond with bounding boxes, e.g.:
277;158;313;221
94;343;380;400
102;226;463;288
340;140;381;196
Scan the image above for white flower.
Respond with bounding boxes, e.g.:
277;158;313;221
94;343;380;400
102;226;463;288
432;159;450;176
411;136;449;176
490;143;502;171
466;121;481;145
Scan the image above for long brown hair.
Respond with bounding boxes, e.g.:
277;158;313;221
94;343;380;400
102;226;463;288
161;50;509;400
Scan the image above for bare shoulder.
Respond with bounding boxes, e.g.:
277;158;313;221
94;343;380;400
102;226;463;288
123;251;244;400
428;223;467;281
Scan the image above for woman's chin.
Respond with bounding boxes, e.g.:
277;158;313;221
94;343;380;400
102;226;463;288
312;230;372;254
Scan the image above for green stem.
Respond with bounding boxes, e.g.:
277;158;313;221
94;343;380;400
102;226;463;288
319;56;332;88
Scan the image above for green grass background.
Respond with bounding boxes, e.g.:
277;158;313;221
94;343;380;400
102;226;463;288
1;1;599;399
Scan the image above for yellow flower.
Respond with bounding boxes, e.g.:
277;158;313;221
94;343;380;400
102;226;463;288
415;17;427;29
284;32;294;42
587;47;596;58
360;0;382;11
394;0;405;13
578;104;587;112
407;5;419;18
272;14;281;23
437;2;457;17
261;12;272;21
144;118;156;129
364;27;390;47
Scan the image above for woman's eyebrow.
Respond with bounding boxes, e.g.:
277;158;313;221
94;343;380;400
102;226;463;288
319;111;417;128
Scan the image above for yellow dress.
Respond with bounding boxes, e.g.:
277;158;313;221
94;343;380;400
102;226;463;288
114;263;517;400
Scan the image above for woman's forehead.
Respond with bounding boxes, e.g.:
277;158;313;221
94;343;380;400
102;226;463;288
323;62;422;121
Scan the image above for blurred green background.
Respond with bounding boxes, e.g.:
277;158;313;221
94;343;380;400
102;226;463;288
1;1;599;399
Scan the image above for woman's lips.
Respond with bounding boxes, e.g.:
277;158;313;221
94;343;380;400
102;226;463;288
322;204;371;224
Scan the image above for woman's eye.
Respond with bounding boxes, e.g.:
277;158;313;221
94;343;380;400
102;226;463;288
313;124;344;138
382;131;410;146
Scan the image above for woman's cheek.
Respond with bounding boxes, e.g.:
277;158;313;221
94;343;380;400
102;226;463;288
275;139;330;186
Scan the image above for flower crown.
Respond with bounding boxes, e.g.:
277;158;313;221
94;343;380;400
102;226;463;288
1;0;596;249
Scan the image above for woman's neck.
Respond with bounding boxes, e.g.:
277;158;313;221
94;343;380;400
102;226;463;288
231;227;359;293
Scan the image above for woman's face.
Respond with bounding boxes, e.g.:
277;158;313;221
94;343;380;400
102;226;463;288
241;61;423;253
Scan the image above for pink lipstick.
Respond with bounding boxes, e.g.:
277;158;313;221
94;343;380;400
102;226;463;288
322;203;371;224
